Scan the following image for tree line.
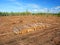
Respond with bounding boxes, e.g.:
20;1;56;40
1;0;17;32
0;12;60;16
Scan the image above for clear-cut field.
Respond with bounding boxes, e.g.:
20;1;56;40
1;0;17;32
0;15;60;45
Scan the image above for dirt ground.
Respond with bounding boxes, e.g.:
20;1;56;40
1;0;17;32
0;15;60;45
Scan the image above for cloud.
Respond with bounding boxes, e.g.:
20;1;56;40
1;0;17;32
51;6;60;13
14;2;40;9
12;1;41;11
5;0;41;12
55;6;60;9
2;0;60;13
27;4;40;8
33;6;60;13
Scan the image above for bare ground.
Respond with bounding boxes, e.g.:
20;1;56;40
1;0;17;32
0;15;60;45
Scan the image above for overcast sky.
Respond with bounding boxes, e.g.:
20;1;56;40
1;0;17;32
0;0;60;13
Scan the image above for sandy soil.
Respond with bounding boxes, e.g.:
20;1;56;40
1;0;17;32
0;15;60;45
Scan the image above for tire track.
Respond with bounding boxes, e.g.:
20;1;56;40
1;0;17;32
0;23;60;45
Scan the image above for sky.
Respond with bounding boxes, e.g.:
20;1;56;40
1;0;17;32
0;0;60;13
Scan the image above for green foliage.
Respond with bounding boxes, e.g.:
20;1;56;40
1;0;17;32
0;12;9;16
57;12;60;16
52;12;60;17
0;11;60;16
